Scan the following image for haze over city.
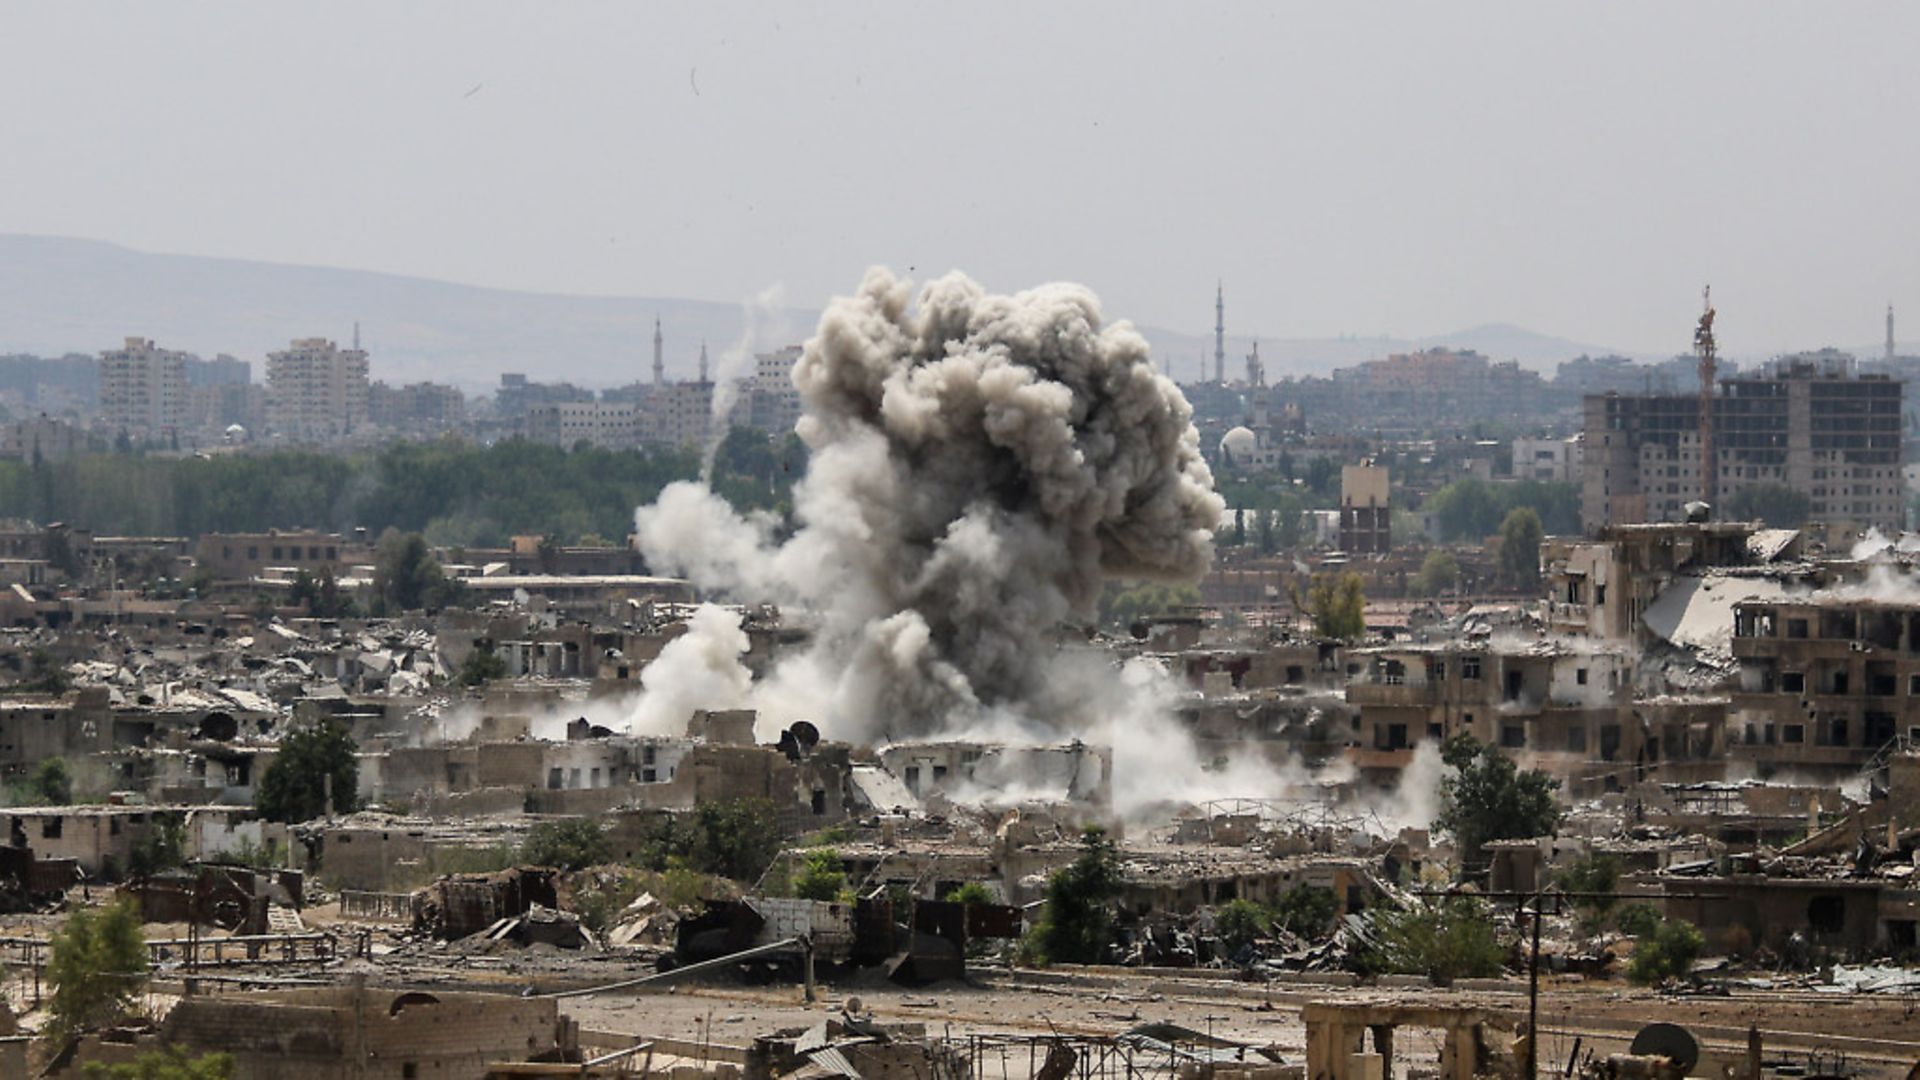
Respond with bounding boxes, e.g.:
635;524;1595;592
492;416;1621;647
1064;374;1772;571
4;2;1918;358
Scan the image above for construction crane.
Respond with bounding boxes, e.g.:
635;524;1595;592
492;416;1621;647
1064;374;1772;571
1695;286;1718;506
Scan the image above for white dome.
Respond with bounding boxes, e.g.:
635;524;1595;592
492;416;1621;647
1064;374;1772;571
1220;426;1259;459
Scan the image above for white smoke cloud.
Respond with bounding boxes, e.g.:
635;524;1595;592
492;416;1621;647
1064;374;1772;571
624;603;755;736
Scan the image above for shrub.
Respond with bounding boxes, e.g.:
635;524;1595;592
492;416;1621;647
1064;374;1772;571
944;881;997;906
83;1045;234;1079
1269;883;1339;938
792;849;848;901
521;819;611;871
1629;919;1705;985
1214;899;1269;954
1613;902;1661;939
1355;896;1505;984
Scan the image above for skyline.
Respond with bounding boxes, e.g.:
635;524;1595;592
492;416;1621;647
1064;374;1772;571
2;3;1916;360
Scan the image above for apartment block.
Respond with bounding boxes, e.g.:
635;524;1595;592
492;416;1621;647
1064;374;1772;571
265;337;370;441
98;337;189;438
1582;353;1903;533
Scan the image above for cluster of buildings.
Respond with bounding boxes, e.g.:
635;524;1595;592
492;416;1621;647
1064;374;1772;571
0;321;805;456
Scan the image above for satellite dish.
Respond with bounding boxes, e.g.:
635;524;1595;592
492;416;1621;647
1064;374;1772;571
1630;1023;1699;1074
789;720;820;751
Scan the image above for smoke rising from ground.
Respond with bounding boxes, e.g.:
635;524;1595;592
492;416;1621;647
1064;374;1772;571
637;268;1224;745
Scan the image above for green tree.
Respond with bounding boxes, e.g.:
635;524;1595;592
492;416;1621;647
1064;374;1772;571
457;643;509;686
944;881;997;906
520;818;610;871
1354;896;1505;984
47;899;148;1039
1628;918;1705;985
1498;507;1544;591
371;531;460;613
15;648;72;695
1434;734;1561;875
1425;478;1502;541
1302;571;1367;641
84;1046;235;1079
1025;827;1122;965
1723;483;1812;528
1214;898;1270;954
255;721;358;823
1614;902;1662;938
1268;883;1339;938
1413;550;1460;597
1097;581;1201;631
22;756;74;804
128;812;187;878
688;796;785;880
287;569;319;614
792;849;848;901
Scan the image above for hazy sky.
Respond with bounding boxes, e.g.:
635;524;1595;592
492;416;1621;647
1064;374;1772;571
3;2;1916;357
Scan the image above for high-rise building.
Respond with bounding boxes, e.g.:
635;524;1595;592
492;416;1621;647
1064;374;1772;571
265;337;370;442
746;346;803;434
98;337;189;438
1582;352;1904;533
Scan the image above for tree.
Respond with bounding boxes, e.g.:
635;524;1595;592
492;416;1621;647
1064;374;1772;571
1268;883;1339;938
1629;918;1705;985
1025;827;1122;965
47;899;148;1039
22;756;74;804
287;569;319;614
1723;483;1812;528
1214;898;1269;954
128;812;187;877
520;818;610;871
372;531;460;613
1413;550;1460;597
457;642;509;686
1497;508;1544;591
792;849;848;901
1303;572;1367;641
255;721;358;823
1434;734;1561;874
688;796;785;880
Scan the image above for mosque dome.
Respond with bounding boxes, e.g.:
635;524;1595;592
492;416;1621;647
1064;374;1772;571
1220;426;1258;460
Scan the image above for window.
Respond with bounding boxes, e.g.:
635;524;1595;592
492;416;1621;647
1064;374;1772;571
271;546;283;559
41;818;61;839
1787;619;1808;639
547;768;563;790
1595;584;1606;604
642;768;656;783
1566;727;1587;753
1462;656;1482;680
1781;672;1806;694
1783;724;1804;744
811;789;827;815
1575;668;1588;686
1501;725;1525;749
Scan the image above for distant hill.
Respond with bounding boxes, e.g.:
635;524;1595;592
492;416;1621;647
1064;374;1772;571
0;235;816;393
0;234;1634;392
1133;321;1635;382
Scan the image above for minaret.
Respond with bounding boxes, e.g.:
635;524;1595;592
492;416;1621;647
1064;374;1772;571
1888;305;1896;362
652;317;665;386
1246;339;1263;388
698;341;709;383
1213;282;1226;385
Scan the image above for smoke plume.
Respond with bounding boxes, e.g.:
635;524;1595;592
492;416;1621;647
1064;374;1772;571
636;269;1224;741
